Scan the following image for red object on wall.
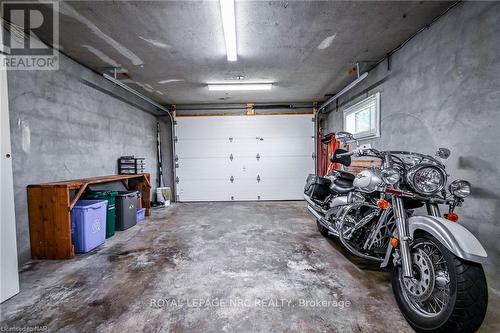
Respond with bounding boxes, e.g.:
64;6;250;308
319;133;341;176
327;136;341;175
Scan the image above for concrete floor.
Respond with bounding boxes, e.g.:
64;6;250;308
1;202;498;332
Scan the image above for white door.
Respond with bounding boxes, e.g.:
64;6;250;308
175;114;314;201
0;56;20;302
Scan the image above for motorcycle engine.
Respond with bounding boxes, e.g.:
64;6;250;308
353;167;384;193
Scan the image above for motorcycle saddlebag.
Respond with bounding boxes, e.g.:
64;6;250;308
304;174;332;200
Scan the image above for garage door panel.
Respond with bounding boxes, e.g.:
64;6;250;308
258;177;307;200
230;178;260;201
176;158;237;179
176;176;311;202
177;138;288;158
228;139;271;155
177;179;233;201
176;117;260;140
177;157;313;181
259;157;313;178
229;156;313;179
249;115;314;137
255;137;314;156
176;140;232;158
230;177;307;201
177;116;313;140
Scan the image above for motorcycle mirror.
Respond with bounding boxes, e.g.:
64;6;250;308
336;131;355;142
436;148;451;159
336;131;359;148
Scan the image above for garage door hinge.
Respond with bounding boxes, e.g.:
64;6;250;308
257;175;261;183
175;163;179;168
230;176;234;183
173;120;177;125
175;194;179;201
175;176;179;184
256;153;260;161
174;136;178;143
312;152;316;160
312;117;315;122
174;155;178;162
229;153;233;161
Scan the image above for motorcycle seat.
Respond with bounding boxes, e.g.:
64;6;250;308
330;170;355;194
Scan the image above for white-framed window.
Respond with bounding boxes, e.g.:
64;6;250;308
343;92;380;140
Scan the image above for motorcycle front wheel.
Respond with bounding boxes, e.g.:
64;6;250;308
391;233;488;333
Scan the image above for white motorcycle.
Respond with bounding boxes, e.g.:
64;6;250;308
304;132;488;333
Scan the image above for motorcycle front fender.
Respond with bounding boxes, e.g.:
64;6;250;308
380;215;487;268
408;215;487;263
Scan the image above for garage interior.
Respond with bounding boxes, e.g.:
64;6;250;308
0;1;499;332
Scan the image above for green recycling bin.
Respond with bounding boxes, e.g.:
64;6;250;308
82;190;118;238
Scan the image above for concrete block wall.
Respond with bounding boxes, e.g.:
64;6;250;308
7;51;169;265
323;2;500;290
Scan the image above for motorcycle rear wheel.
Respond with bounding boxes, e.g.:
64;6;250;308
391;233;488;333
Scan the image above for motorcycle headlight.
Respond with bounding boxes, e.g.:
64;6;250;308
407;164;447;195
382;168;400;185
449;180;471;198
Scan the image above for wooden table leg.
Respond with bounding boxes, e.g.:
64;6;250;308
28;186;74;259
129;175;151;216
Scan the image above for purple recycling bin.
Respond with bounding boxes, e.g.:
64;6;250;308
71;200;107;253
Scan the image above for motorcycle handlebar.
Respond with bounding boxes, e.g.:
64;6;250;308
336;148;383;158
336;151;355;157
337;148;364;157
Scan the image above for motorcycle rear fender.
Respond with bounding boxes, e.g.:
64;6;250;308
380;215;487;268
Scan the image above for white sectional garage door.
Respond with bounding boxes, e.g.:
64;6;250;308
174;114;315;201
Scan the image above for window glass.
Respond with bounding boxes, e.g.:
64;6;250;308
355;107;371;133
342;93;380;140
345;113;356;133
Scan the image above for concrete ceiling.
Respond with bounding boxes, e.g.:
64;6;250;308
42;1;451;105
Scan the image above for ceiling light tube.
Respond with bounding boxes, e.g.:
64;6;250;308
219;0;237;61
208;83;273;91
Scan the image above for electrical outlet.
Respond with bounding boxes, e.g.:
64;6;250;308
360;143;371;150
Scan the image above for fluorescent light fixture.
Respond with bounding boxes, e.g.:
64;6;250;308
219;0;237;61
208;83;273;91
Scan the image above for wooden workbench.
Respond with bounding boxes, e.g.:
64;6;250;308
27;174;151;259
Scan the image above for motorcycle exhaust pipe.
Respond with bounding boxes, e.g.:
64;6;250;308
303;194;327;214
307;205;325;220
307;205;339;237
304;194;340;237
